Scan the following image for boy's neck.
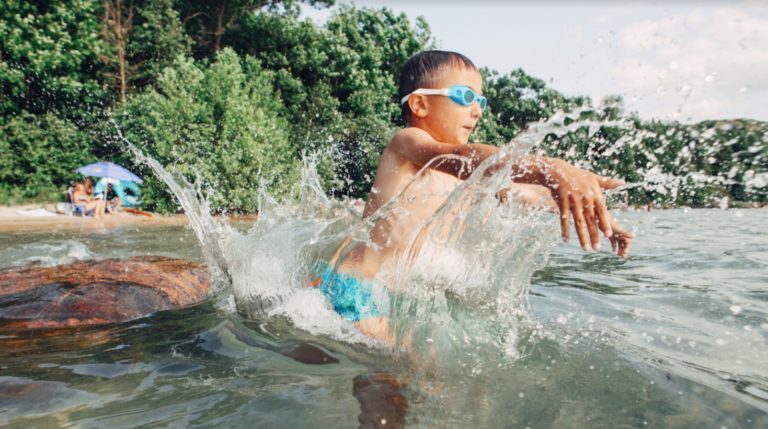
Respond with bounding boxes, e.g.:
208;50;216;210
407;122;461;145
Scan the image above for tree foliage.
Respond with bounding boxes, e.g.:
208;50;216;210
0;113;96;204
100;0;191;103
0;0;106;118
116;49;298;212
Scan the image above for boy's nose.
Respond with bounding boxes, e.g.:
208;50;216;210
470;102;483;117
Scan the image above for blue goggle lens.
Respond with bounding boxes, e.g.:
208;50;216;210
448;86;487;111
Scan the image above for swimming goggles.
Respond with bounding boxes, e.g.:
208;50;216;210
400;85;487;111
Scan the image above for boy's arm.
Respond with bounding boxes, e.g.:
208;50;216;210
498;184;559;210
499;184;634;257
389;128;500;179
389;128;624;251
507;156;624;250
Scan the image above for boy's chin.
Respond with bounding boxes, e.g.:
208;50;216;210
460;128;475;143
456;134;471;145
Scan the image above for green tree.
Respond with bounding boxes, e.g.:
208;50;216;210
101;0;191;104
0;113;96;204
177;0;334;57
228;6;433;197
117;48;298;212
477;68;589;144
130;0;191;84
0;0;106;118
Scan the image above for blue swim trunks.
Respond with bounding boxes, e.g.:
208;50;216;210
310;262;390;322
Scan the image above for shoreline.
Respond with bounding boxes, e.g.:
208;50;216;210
0;204;189;233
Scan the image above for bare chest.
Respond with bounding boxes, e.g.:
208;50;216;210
398;169;459;212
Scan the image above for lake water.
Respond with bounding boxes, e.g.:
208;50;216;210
0;208;766;428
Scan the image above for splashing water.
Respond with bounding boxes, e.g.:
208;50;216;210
116;124;232;293
114;113;610;371
0;111;743;427
1;240;92;268
113;110;764;401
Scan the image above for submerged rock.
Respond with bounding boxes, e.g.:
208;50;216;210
354;372;409;429
0;256;209;330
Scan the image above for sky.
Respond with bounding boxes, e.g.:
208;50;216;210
302;1;768;123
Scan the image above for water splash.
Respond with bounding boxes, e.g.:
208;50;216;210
114;123;232;295
111;106;768;417
1;240;92;269
112;111;637;374
118;111;748;375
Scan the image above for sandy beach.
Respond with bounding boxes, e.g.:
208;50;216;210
0;204;190;232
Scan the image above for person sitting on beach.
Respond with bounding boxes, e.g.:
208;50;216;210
107;184;122;213
309;50;634;342
72;181;104;218
93;179;124;215
99;183;122;214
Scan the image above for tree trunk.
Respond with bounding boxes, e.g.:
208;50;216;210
116;0;126;103
103;0;133;103
213;0;228;53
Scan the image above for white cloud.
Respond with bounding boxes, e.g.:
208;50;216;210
614;7;768;121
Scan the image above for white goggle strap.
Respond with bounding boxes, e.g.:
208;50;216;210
400;88;450;105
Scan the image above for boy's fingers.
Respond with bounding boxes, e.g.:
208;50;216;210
611;236;617;253
585;204;600;250
570;197;590;250
559;195;571;242
596;175;625;190
595;195;613;238
619;238;631;257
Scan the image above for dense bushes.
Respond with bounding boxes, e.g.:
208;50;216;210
0;113;97;204
116;49;298;212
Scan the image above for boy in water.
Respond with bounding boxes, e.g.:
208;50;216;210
311;50;633;341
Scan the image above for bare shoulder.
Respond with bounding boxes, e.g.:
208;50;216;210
388;127;432;148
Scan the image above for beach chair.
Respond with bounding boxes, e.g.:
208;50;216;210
55;186;89;216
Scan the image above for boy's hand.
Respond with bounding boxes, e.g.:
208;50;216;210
545;159;624;250
609;218;634;257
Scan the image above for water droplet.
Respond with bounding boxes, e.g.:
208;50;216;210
729;305;742;315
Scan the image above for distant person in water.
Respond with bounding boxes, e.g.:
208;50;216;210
309;50;634;342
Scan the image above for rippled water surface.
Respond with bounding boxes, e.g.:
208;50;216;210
1;209;766;428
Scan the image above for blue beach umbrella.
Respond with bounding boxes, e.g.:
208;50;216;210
76;161;143;184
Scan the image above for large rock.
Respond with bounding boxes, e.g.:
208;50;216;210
0;256;209;330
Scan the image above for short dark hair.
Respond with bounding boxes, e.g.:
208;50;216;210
398;50;479;122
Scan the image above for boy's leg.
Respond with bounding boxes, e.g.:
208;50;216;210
356;317;395;345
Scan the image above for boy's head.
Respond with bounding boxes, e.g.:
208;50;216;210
399;50;484;144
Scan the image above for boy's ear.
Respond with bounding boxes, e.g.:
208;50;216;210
408;94;429;118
